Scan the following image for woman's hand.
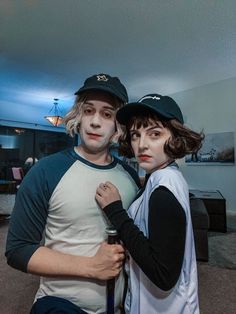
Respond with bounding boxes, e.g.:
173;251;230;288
95;181;121;209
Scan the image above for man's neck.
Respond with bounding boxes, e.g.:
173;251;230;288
75;145;112;165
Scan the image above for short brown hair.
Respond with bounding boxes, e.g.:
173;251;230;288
118;113;204;159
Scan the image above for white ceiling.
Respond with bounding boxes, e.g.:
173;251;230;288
1;0;236;126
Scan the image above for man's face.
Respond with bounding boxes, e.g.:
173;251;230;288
79;91;117;154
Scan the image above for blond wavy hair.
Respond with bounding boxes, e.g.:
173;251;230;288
64;91;125;138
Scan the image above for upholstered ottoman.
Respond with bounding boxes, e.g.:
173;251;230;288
190;198;209;261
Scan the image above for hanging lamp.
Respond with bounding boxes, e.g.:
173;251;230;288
44;98;64;126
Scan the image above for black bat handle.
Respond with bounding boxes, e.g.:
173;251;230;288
106;227;119;314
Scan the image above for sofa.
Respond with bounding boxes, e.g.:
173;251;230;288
190;197;209;261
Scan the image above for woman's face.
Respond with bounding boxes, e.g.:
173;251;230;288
130;120;173;173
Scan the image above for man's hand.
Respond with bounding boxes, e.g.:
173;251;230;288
95;181;121;209
90;241;125;280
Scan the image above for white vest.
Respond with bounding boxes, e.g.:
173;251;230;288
125;165;200;314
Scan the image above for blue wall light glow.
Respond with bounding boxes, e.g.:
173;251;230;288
0;135;18;148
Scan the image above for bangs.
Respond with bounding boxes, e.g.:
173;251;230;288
127;113;166;130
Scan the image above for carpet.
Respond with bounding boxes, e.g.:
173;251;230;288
197;263;236;314
0;221;39;314
208;231;236;269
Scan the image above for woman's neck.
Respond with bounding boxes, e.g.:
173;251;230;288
147;158;175;174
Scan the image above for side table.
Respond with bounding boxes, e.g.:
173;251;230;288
190;189;227;232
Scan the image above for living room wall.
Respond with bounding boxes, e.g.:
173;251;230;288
171;77;236;213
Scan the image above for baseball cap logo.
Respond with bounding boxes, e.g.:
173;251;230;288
96;75;108;82
139;95;161;102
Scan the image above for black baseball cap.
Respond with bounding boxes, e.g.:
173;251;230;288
116;93;184;125
74;73;128;103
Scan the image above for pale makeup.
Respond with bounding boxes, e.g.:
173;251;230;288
77;92;117;163
130;121;173;173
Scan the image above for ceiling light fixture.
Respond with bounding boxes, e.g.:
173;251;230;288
44;98;64;126
14;128;25;135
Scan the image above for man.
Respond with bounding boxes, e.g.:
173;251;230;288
5;74;140;314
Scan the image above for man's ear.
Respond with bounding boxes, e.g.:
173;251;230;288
110;121;124;144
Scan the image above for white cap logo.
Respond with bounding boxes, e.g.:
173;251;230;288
139;95;161;102
97;75;108;81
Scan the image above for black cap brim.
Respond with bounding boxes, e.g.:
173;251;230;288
116;102;170;125
75;85;127;103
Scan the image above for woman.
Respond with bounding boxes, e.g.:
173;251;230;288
95;94;204;314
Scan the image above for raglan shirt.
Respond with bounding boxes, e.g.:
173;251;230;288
5;148;140;314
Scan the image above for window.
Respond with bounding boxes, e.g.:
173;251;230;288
0;126;75;180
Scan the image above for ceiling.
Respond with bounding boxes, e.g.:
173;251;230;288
1;0;236;127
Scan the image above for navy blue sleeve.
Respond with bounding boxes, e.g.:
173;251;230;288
5;149;76;272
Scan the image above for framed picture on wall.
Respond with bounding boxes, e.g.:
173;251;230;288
185;131;235;165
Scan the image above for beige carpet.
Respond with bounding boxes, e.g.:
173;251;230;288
0;221;39;314
198;263;236;314
208;232;236;269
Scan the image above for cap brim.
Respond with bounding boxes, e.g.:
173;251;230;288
116;102;159;125
75;85;127;103
117;101;184;124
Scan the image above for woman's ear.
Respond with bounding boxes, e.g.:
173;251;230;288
110;121;124;144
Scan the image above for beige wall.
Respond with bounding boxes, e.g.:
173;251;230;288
171;77;236;212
